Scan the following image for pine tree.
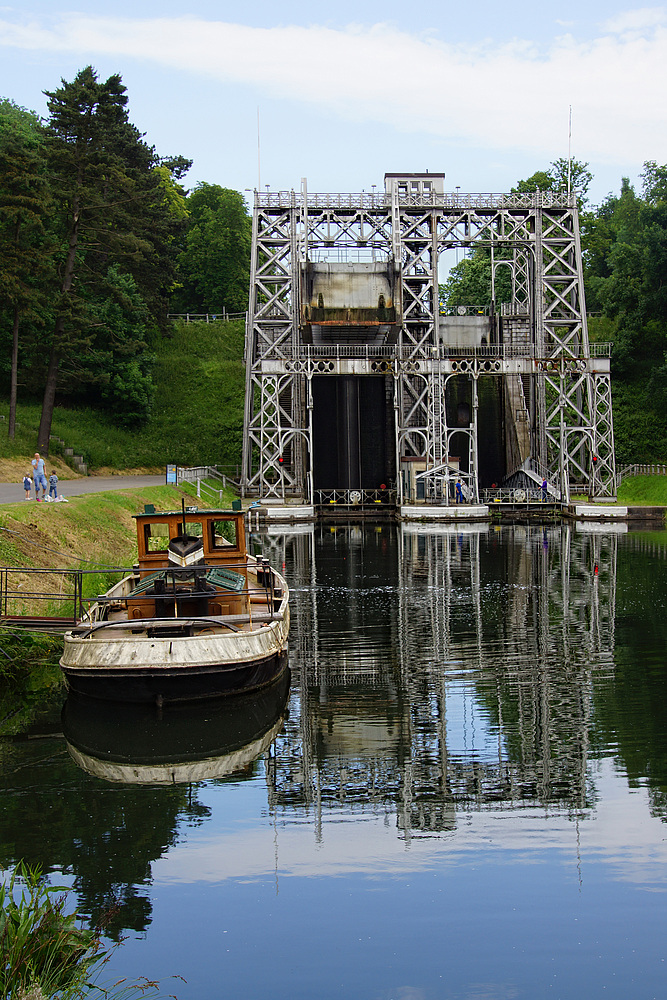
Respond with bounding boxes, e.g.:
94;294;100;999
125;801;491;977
0;99;51;438
37;66;188;449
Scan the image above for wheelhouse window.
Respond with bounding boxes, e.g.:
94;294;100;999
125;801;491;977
210;519;238;548
144;522;171;552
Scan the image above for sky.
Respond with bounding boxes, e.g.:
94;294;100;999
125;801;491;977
0;1;666;206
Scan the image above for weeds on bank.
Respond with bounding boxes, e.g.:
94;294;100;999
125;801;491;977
1;863;178;999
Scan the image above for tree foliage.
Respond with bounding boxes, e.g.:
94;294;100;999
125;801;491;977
174;183;251;314
0;100;52;438
33;66;192;449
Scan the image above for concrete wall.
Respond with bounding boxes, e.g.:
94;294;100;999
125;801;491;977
303;263;395;311
439;315;492;348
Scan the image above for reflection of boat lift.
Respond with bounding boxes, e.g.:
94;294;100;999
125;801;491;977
414;463;476;505
267;523;618;840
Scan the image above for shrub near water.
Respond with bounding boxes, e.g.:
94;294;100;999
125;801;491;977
1;862;99;998
1;863;168;999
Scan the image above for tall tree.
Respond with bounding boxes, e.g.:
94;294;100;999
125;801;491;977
513;157;592;208
37;67;188;450
0;100;51;438
174;184;251;315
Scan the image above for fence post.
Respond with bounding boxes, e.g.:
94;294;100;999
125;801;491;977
196;478;201;498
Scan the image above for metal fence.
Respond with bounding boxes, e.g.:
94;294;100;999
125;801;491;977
288;343;612;360
167;312;246;324
177;466;241;505
315;488;396;507
616;463;667;487
482;488;555;504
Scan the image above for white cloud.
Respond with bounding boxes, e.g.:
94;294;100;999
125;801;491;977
0;12;667;164
603;6;666;33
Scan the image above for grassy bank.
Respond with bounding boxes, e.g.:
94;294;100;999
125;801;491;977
0;319;245;473
617;475;667;505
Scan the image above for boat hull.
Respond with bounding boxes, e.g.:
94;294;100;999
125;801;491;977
61;646;289;704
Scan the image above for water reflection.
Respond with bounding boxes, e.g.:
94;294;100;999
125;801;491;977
265;522;620;838
62;670;291;784
4;519;666;954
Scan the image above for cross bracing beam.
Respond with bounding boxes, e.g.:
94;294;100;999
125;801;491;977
242;187;616;502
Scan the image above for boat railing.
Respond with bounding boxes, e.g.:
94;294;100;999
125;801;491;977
90;560;284;623
0;560;285;631
0;567;88;631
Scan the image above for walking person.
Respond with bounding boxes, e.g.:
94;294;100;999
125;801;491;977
31;452;47;502
455;479;464;504
541;477;548;502
22;472;32;500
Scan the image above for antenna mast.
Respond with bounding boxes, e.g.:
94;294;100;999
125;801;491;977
567;105;572;195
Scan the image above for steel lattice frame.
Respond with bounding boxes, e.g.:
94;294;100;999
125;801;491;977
242;188;616;502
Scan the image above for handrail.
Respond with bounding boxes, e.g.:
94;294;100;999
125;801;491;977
0;559;281;629
616;463;667;486
282;343;613;361
255;191;576;210
167;312;246;324
315;488;396;507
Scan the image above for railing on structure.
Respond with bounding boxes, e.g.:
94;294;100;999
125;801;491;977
167;312;246;324
499;302;530;316
482;488;558;505
503;458;562;501
616;463;667;487
315;489;396;508
439;305;491;316
285;344;612;361
177;466;241;504
308;248;392;264
0;567;87;631
410;467;477;506
255;191;577;211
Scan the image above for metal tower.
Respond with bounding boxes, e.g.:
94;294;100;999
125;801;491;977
242;177;615;505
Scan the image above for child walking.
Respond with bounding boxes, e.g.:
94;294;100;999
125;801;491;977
48;471;58;500
23;473;32;500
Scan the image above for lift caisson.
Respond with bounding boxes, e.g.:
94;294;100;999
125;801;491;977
241;174;615;512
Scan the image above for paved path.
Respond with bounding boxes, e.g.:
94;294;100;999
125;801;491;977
0;475;165;505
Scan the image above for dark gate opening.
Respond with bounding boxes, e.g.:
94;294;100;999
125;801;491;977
312;376;393;491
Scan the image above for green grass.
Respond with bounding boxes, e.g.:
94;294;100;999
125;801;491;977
0;319;246;471
617;475;667;505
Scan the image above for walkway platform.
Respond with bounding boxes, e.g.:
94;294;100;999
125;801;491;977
399;504;490;522
565;503;628;520
250;504;316;523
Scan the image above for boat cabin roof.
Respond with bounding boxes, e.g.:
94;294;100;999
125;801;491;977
133;508;247;570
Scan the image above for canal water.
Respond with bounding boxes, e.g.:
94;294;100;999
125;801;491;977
2;522;667;999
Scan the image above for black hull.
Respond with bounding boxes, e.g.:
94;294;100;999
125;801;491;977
62;648;289;705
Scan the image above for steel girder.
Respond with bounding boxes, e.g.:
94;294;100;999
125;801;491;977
242;189;615;501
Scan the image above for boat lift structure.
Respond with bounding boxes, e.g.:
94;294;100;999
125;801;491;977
241;174;616;510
